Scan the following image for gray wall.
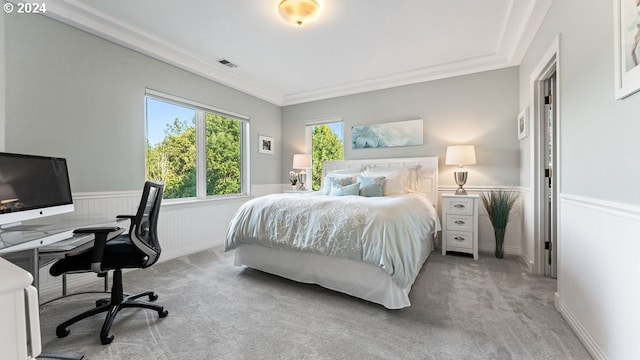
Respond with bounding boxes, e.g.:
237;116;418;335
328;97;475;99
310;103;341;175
518;0;640;357
520;0;640;205
4;14;281;192
282;67;521;188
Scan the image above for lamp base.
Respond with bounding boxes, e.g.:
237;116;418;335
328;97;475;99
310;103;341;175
455;186;468;195
297;171;307;191
453;170;468;196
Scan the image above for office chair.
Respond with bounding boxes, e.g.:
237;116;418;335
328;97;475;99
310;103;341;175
49;181;168;345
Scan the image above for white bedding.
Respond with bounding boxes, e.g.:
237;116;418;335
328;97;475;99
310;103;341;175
225;191;439;289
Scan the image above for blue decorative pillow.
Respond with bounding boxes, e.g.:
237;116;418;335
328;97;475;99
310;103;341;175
358;176;385;197
322;175;356;195
330;182;360;196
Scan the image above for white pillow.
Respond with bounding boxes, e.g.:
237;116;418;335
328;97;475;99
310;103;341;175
363;165;422;195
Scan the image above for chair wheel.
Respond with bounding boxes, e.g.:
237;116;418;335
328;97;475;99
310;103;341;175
56;328;70;338
159;308;168;318
149;293;158;301
101;334;114;345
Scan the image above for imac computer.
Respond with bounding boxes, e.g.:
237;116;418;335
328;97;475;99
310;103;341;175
0;152;74;230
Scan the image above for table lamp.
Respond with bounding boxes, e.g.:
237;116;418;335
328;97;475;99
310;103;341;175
292;154;312;190
445;145;476;195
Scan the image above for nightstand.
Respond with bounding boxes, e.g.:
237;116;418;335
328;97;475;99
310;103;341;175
441;194;479;259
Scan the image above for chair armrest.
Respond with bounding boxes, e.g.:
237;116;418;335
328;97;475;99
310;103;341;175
116;214;135;220
73;226;121;234
73;227;122;273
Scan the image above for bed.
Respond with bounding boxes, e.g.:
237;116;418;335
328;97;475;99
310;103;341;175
225;157;440;309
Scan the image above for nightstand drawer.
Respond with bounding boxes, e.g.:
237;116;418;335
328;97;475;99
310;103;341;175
445;231;473;250
445;198;474;215
446;215;473;231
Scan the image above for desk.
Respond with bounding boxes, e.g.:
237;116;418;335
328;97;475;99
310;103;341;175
0;217;125;289
0;218;125;360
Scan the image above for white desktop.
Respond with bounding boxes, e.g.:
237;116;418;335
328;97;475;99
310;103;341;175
0;152;76;360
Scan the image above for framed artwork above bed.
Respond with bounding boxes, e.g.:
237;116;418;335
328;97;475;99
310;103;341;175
351;119;423;149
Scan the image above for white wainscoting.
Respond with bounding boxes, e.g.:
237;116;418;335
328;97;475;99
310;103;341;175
556;194;640;360
38;184;524;299
38;184;284;300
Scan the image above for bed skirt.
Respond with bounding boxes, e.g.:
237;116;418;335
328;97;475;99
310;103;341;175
233;236;434;309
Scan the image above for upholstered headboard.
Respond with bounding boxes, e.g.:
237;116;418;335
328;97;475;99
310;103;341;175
322;157;439;206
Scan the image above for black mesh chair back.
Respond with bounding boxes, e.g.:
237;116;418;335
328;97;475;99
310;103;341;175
130;181;163;268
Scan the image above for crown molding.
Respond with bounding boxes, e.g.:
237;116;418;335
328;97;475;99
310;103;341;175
38;0;554;107
280;54;511;105
41;0;285;105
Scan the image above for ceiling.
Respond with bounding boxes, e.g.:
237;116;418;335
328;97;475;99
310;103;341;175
41;0;553;106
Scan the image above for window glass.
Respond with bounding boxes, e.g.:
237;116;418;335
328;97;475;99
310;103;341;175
146;98;197;199
205;112;241;195
145;94;246;199
308;122;344;191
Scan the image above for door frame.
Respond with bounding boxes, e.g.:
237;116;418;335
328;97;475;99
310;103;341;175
529;36;561;276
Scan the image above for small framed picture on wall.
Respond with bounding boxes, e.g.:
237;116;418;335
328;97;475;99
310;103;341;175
258;135;274;154
517;108;529;140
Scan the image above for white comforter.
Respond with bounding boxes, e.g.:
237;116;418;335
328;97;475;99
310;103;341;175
225;192;440;288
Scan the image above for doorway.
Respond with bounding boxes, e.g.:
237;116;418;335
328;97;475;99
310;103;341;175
530;37;560;278
542;72;557;278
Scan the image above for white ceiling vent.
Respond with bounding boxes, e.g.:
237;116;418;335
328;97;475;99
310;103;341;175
217;58;238;68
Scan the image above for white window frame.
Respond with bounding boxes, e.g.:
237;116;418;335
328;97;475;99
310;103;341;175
145;89;250;200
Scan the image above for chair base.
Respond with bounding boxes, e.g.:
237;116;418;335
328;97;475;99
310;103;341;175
55;269;168;345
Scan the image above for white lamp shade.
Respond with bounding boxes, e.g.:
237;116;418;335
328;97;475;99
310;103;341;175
292;154;312;169
445;145;476;166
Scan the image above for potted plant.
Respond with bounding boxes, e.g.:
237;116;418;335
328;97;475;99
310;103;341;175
480;188;518;258
288;171;298;190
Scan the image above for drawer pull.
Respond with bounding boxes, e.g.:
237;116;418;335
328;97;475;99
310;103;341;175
453;204;466;209
453;220;465;225
454;236;466;241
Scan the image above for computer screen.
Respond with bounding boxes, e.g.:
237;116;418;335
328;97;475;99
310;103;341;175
0;152;74;229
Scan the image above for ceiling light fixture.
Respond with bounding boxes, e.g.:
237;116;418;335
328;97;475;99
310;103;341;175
278;0;321;27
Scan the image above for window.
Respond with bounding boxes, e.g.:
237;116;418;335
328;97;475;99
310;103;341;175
305;121;344;191
145;91;248;200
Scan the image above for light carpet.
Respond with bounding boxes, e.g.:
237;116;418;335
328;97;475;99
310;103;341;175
38;247;591;359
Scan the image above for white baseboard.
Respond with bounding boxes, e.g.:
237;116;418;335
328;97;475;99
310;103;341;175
555;292;607;360
518;252;534;272
477;243;520;255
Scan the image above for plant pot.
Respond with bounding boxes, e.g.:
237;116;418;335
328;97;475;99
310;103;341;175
494;227;505;259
